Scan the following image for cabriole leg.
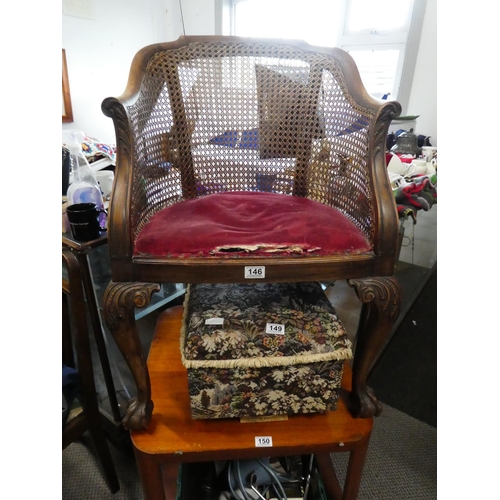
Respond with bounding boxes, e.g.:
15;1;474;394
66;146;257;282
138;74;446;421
347;276;401;418
103;281;160;430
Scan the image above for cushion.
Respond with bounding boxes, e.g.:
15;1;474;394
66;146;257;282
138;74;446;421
207;128;260;150
255;65;324;159
239;128;259;149
182;282;351;362
209;130;239;148
335;116;370;137
134;191;372;258
208;128;259;149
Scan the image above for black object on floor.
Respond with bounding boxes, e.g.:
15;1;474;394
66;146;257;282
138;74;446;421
368;265;437;427
393;260;432;331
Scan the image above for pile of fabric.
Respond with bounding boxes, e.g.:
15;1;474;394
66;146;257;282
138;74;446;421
80;135;116;164
394;173;437;222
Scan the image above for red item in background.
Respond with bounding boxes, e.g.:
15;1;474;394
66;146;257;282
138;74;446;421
386;152;414;165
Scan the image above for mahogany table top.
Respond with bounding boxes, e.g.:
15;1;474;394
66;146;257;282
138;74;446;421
131;306;373;463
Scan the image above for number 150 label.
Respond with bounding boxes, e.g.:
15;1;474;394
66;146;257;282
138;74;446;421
255;436;273;447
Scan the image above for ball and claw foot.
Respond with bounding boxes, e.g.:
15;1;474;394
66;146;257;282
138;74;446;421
122;398;154;431
349;386;383;418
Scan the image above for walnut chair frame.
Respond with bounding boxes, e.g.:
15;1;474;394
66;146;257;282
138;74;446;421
101;36;402;431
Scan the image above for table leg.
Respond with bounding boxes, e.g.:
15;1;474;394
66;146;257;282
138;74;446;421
342;434;371;500
316;452;343;500
134;448;168;500
62;293;75;367
161;463;180;499
78;252;121;422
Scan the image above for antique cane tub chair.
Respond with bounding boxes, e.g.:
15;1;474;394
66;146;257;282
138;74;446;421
101;36;402;431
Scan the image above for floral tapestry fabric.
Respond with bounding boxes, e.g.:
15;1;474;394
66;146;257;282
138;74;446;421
181;282;352;419
186;361;345;419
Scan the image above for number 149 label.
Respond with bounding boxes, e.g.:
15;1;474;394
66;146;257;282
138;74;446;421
266;323;285;335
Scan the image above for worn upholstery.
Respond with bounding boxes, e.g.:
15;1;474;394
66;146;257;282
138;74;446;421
134;191;372;258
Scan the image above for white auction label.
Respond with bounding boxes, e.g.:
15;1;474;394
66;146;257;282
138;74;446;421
265;323;285;335
255;436;273;447
244;266;265;279
205;318;224;325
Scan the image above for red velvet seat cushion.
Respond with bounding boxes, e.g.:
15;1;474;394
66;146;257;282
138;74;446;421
134;191;372;258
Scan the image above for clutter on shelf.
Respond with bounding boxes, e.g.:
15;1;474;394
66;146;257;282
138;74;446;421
62;132;116;165
387;127;432;154
179;455;327;500
385;123;437;222
81;135;116;164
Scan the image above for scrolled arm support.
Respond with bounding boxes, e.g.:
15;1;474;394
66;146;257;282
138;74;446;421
103;281;161;430
373;101;402;157
347;276;401;418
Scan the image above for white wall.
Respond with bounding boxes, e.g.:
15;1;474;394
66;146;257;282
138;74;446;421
62;0;436;146
407;0;437;146
177;0;216;35
62;0;171;144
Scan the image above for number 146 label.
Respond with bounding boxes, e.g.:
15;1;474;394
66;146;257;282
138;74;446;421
245;266;265;279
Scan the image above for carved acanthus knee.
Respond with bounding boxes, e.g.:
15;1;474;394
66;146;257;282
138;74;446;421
103;281;160;430
347;276;401;418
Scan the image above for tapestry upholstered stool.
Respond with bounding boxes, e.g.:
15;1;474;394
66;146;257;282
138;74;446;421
131;306;373;500
180;281;353;420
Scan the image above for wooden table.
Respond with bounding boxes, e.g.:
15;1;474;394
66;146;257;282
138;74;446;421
62;232;122;422
131;306;373;500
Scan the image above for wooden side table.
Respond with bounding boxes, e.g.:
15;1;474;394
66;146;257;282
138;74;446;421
62;232;122;422
131;306;373;500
